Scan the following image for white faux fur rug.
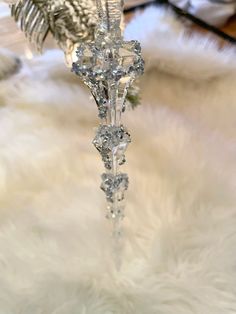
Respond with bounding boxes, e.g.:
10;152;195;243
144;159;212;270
0;7;236;314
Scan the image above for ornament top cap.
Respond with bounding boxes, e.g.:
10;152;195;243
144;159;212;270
96;0;123;31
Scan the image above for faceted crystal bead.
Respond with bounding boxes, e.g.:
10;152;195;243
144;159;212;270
118;40;144;78
93;125;131;169
92;86;108;119
100;173;129;203
72;39;144;83
106;203;125;220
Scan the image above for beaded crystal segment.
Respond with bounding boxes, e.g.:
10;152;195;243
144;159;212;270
72;0;144;233
93;125;131;170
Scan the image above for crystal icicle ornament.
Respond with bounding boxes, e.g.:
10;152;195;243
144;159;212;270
72;0;144;239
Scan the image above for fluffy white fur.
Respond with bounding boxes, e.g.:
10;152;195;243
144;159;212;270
0;7;235;314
